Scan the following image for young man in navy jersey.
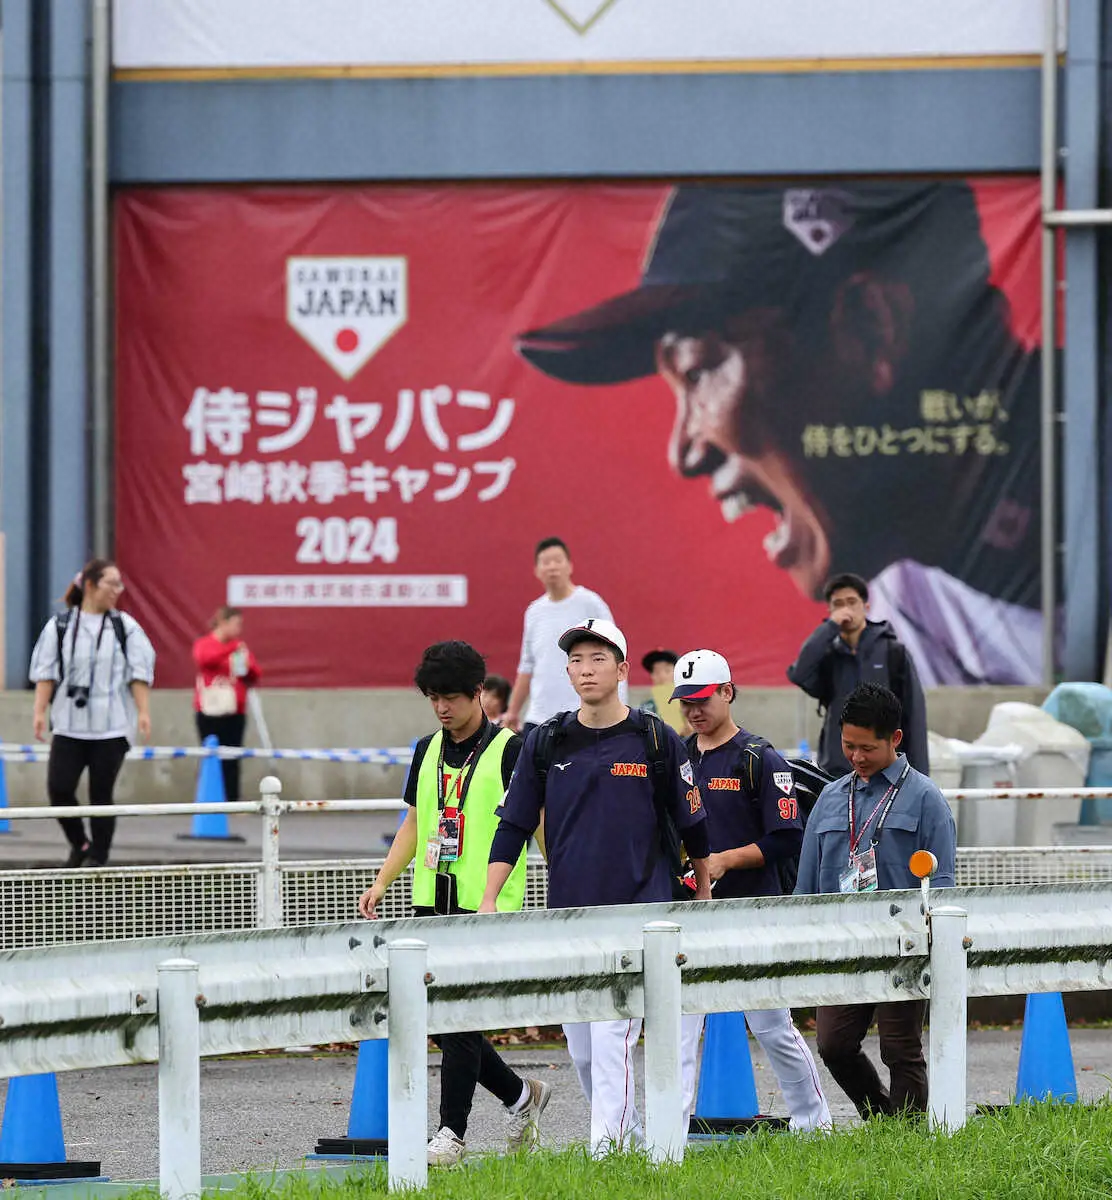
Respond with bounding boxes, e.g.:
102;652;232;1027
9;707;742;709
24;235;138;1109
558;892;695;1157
482;618;711;1155
671;649;831;1132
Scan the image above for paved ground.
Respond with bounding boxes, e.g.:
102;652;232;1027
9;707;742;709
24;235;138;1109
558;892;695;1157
3;1027;1111;1188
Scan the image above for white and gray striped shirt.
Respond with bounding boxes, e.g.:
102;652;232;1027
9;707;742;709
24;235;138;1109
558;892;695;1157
29;610;156;741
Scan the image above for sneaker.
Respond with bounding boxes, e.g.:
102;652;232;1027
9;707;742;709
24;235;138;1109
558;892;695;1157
84;852;108;868
426;1126;465;1167
506;1077;551;1153
64;843;90;869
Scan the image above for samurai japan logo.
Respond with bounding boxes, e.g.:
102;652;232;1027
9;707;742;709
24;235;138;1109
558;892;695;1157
287;257;408;380
782;190;854;257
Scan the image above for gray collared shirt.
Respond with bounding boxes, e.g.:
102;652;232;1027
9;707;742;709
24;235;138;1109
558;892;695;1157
794;753;956;895
30;610;156;742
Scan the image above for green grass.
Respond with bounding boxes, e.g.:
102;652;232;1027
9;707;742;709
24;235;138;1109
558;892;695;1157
119;1102;1112;1199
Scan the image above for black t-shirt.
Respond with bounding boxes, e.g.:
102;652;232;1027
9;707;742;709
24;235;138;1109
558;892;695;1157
404;717;522;806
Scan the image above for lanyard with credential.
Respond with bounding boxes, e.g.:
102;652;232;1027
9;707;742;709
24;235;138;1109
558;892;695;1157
435;722;496;814
847;760;912;859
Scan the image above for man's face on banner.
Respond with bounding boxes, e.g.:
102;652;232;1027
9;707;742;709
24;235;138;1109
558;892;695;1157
655;315;833;597
654;277;910;598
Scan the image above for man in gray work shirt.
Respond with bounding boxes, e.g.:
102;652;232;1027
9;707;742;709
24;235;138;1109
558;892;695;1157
794;682;955;1119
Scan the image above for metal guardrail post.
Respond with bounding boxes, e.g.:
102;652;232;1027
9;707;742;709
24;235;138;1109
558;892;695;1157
158;958;202;1200
642;919;684;1164
927;905;969;1132
258;777;283;929
387;938;429;1191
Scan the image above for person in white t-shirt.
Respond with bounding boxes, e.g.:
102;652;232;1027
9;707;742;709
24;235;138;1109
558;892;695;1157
29;558;156;868
504;538;621;732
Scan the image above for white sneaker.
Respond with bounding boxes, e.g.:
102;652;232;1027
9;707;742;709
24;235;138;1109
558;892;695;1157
506;1078;552;1153
426;1126;465;1166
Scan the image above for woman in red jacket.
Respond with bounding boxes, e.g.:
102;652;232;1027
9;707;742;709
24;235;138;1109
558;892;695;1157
192;606;261;802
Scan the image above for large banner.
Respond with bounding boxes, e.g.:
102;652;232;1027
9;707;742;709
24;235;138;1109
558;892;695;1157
112;0;1048;71
115;180;1042;689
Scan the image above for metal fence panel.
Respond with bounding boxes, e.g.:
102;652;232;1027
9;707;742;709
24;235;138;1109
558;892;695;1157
0;865;258;950
2;849;1112;951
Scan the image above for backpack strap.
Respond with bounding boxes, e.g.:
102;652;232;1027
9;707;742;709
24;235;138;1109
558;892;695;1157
108;611;129;659
532;711;572;803
54;612;71;686
741;735;770;798
642;709;669;793
638;710;684;879
887;638;907;697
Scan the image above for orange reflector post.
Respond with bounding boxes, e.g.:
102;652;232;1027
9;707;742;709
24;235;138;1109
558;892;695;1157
909;849;938;879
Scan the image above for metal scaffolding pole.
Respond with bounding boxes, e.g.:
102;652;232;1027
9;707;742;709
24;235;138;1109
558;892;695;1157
1040;0;1059;687
90;0;112;555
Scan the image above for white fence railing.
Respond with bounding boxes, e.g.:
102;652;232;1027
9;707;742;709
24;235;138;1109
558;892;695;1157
1;883;1111;1193
0;742;413;765
1;778;1112;949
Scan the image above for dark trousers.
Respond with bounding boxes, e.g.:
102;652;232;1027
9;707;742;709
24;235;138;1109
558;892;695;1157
431;1031;524;1138
47;734;130;859
413;905;523;1136
195;712;247;802
816;1000;928;1118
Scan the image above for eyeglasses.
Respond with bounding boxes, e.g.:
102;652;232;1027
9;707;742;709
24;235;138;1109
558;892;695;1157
102;579;125;592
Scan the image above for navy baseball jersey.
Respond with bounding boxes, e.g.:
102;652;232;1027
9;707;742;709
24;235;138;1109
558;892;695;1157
691;728;804;899
498;711;707;909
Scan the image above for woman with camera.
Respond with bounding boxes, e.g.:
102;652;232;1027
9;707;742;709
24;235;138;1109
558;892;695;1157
29;558;156;867
192;606;261;804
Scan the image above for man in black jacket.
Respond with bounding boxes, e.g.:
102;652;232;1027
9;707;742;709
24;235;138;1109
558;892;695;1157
788;573;929;776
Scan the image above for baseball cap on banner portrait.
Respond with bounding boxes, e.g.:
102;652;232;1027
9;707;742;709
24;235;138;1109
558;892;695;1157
558;619;628;661
515;183;989;386
671;649;732;701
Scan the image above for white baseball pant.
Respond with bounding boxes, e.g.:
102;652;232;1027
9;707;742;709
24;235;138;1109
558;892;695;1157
563;1019;645;1155
681;1010;831;1132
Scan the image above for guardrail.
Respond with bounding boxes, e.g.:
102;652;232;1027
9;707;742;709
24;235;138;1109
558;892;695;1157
1;778;1112;949
1;882;1111;1193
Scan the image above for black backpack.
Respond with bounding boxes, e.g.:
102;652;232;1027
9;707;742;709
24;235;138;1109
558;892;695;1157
687;733;836;895
54;610;128;685
532;709;691;899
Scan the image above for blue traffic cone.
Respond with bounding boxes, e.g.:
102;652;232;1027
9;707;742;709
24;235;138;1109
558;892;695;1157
0;1073;102;1180
0;755;11;834
689;1012;787;1136
177;735;244;842
1016;993;1078;1102
312;1040;389;1157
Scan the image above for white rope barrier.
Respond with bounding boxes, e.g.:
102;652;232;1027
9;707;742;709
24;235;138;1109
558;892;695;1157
0;742;414;765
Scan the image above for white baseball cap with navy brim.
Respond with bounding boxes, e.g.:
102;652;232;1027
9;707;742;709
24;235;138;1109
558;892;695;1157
671;649;732;701
558;619;628;661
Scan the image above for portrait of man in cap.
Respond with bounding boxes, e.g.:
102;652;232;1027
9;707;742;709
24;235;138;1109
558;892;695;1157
515;182;1041;686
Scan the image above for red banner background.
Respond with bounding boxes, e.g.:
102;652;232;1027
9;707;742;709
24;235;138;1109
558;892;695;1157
115;179;1040;689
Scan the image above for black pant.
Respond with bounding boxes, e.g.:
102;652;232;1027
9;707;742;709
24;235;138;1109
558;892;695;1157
414;905;523;1136
432;1031;524;1138
47;734;130;859
195;712;247;802
816;1000;928;1118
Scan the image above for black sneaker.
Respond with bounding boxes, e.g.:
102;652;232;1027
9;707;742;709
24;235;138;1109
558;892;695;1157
64;843;90;868
84;852;108;868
